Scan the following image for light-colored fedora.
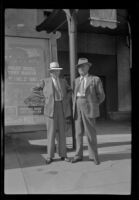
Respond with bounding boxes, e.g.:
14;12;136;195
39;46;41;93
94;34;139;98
76;58;92;68
49;62;63;70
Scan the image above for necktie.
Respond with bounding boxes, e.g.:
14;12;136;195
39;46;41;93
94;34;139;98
79;77;85;95
53;77;61;100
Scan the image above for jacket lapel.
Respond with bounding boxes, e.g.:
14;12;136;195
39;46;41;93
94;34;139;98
46;77;54;95
75;78;80;95
58;78;64;96
59;78;63;90
85;75;92;91
74;75;92;95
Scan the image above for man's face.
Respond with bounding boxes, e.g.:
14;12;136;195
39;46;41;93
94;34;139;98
50;70;61;77
78;64;89;76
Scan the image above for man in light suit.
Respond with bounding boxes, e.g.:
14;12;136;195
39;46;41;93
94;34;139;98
35;62;71;164
71;58;105;165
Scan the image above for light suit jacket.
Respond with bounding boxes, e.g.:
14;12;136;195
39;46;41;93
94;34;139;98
73;75;105;119
35;77;72;118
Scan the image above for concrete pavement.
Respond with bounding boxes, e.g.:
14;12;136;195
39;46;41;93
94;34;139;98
4;120;131;194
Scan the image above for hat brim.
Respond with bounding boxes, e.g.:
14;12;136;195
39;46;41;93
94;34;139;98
76;62;92;68
49;68;63;70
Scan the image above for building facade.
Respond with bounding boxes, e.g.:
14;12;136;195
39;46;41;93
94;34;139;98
57;30;131;120
4;9;131;131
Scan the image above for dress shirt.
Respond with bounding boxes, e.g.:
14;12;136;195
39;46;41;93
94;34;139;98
51;75;63;101
77;73;88;97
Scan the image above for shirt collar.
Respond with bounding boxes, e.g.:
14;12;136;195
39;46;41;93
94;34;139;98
51;74;59;80
80;73;88;80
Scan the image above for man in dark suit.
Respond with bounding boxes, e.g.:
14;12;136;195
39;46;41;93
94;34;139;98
71;58;105;165
35;62;71;164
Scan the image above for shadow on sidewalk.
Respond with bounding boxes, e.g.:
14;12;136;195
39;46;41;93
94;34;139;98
5;136;47;170
67;141;131;152
5;133;131;170
83;152;131;163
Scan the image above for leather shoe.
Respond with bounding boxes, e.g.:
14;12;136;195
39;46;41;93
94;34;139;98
46;158;53;164
89;158;100;165
61;157;70;162
71;157;82;163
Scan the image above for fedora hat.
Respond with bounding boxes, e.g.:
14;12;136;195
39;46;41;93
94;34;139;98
49;62;63;70
76;58;92;68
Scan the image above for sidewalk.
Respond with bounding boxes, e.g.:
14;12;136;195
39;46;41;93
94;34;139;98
4;120;131;194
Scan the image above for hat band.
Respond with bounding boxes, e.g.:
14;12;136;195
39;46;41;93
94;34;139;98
76;61;91;67
49;67;63;70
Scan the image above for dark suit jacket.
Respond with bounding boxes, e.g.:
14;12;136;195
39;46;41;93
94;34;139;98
35;77;72;118
73;75;105;119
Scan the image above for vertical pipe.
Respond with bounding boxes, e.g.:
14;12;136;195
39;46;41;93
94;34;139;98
69;14;77;89
64;9;77;88
69;13;77;150
65;10;77;149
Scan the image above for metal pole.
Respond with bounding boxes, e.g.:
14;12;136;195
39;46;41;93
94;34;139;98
64;9;77;149
69;13;77;89
63;9;77;87
69;11;77;150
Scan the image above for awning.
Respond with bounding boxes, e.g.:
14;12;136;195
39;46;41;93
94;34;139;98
90;9;117;29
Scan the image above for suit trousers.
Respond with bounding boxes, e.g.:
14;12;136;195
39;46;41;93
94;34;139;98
75;98;99;160
46;101;67;158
